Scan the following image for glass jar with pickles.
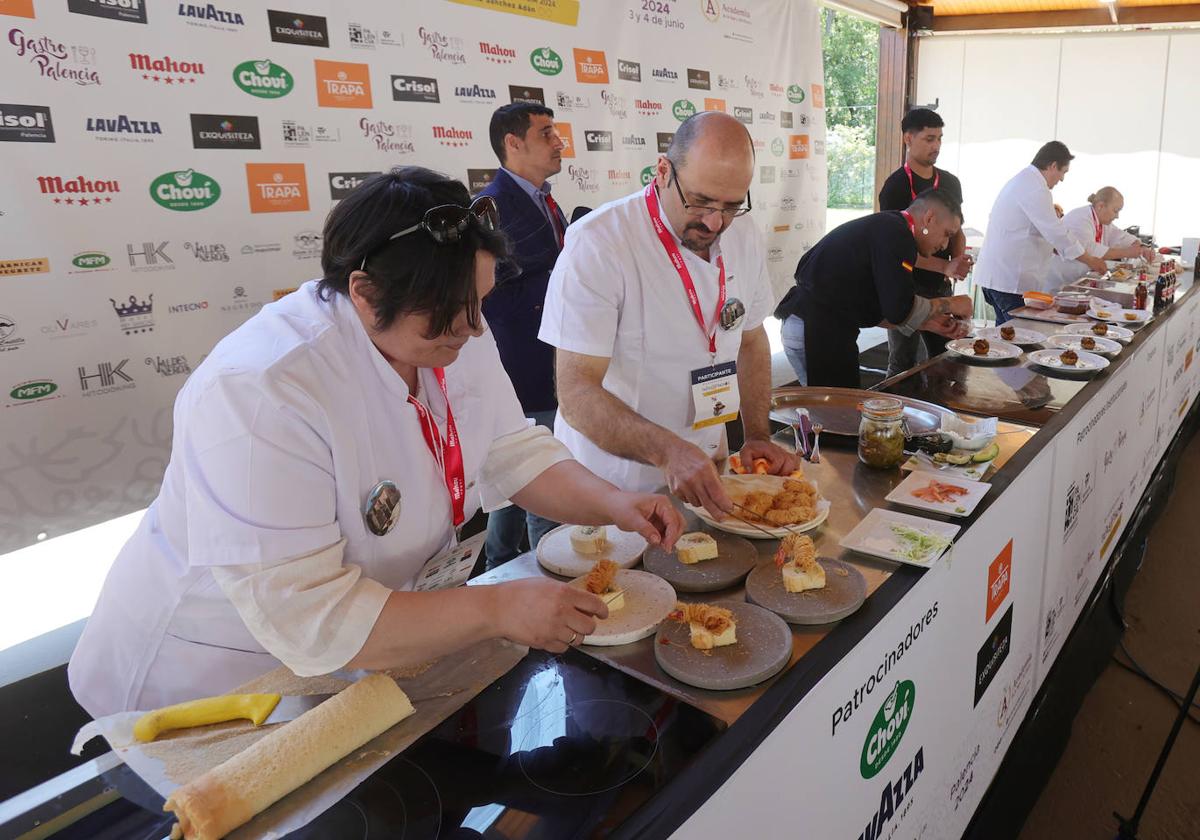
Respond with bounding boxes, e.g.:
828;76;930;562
858;397;906;469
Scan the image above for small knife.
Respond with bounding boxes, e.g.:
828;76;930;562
796;413;815;461
133;692;336;742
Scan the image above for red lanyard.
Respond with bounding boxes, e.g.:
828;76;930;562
407;368;466;527
1091;207;1103;244
900;210;916;236
644;183;726;354
904;162;939;201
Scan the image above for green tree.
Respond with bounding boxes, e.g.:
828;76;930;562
821;8;879;133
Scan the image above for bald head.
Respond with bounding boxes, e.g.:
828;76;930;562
666;111;754;172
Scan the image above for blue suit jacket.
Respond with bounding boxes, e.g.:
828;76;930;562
476;168;565;414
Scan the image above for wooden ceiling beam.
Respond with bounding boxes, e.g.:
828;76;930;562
929;4;1200;30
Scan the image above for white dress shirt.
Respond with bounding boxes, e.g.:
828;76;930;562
538;187;776;493
973;165;1087;294
69;281;570;715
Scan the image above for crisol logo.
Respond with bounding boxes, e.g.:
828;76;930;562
72;252;110;270
860;680;915;779
530;47;563;76
640;165;655;186
786;84;806;104
151;169;221;211
672;99;697;122
233;60;293;99
10;380;57;401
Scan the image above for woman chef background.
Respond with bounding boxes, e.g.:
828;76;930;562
69;167;684;716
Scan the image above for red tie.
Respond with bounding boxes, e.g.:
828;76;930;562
543;192;565;250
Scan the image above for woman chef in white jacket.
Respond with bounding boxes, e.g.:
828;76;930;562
69;167;684;716
1049;186;1157;285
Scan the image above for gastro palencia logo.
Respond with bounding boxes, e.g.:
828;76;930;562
529;46;562;76
861;680;915;779
151;169;220;211
233;59;293;98
672;99;697;122
786;83;805;104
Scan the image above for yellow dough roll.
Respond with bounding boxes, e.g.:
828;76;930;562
164;673;415;840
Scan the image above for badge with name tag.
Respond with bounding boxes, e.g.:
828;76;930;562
690;360;740;430
413;531;485;591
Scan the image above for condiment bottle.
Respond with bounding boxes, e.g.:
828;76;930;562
1135;280;1148;311
858;398;906;469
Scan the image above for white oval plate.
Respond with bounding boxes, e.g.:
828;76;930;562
946;338;1023;362
1027;348;1110;373
1044;334;1122;356
688;474;831;539
567;569;677;646
1087;307;1149;325
536;524;647;577
1059;322;1134;343
972;326;1045;346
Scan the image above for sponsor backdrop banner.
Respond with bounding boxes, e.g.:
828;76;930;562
0;0;826;551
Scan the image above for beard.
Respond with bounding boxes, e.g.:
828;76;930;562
680;221;722;254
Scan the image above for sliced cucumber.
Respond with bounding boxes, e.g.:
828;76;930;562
934;452;972;465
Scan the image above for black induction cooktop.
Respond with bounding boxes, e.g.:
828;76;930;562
47;650;726;840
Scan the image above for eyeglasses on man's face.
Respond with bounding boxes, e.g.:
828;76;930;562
668;161;752;220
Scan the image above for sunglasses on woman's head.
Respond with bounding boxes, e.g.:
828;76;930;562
359;196;500;271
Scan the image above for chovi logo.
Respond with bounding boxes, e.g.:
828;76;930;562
672;99;697;122
151;169;221;211
640;165;655;186
233;59;293;99
861;680;915;779
786;84;806;104
530;47;562;76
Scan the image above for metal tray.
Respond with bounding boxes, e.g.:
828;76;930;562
770;386;956;437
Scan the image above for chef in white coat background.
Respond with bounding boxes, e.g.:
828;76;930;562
1047;186;1157;285
69;167;684;717
539;112;801;520
972;141;1109;323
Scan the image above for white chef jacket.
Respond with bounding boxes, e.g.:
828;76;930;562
1062;205;1139;258
69;281;569;716
538;187;776;493
973;165;1088;294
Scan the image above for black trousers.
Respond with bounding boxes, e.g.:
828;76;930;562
803;318;862;388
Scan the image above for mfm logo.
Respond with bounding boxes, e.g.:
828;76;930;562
69;251;111;272
86;114;161;142
432;125;472;148
7;379;61;407
0;104;54;143
329;171;377;199
555;122;575;157
391;75;439;103
246;163;309;213
573;49;609;84
418;26;466;64
7;27;101;86
234;59;293;98
68;0;146;23
37;174;119;206
479;41;516;63
150;169;220;211
584;130;612;151
129;53;205;84
987;540;1013;623
315;60;371;107
190;114;261;150
267;10;328;47
360;117;414;154
788;134;810;158
78;359;135;397
635;99;663;117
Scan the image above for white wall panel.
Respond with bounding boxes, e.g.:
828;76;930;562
1155;32;1200;245
914;37;965;178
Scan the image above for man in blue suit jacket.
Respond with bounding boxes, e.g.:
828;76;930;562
477;103;569;566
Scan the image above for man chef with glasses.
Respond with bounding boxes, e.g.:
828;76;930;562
540;112;800;519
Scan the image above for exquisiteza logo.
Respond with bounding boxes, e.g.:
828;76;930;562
672;99;697;121
392;75;439;103
509;85;545;105
530;47;563;75
183;241;230;262
85;114;160;143
479;41;516;63
861;680;915;779
7;28;101;86
234;59;293;98
466;168;496;193
0;104;54;143
129;52;205;84
267;10;328;47
68;0;146;23
38;174;119;206
687;69;711;90
975;605;1013;706
246;163;309;213
786;84;805;104
657;132;675;153
432;125;472;148
329;171;377;199
190;114;261;150
314;60;371;108
151;169;221;211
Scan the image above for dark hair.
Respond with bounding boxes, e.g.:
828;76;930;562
1031;140;1074;171
319;166;509;337
901;108;944;134
489;103;555;164
909;187;963;222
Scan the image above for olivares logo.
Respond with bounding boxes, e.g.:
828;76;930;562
530;47;563;76
234;60;293;99
860;680;915;779
151;169;221;211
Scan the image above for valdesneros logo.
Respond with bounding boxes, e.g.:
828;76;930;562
360;117;414;153
584;130;613;151
7;379;60;407
672;99;697;121
786;83;805;104
68;0;146;24
617;58;641;82
432;125;472;148
234;59;293;98
392;75;439;103
639;165;655;186
530;47;563;76
110;293;154;334
267;10;329;47
328;171;377;199
7;28;101;86
861;680;915;779
567;164;599;193
975;605;1013;707
145;354;191;377
151;169;221;211
37;174;120;207
129;52;205;84
86;114;161;143
190;114;261;150
509;85;545;105
78;359;135;397
418;26;466;64
183;241;230;262
179;3;245;30
454;83;497;105
0;104;54;143
479;41;516;63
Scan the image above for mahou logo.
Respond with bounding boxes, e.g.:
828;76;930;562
234;59;293;99
7;27;101;86
573;49;609;84
37;174;119;206
246;163;309;213
150;169;221;211
635;99;663;117
479;41;516;63
129;53;205;84
530;47;563;76
432;125;472;148
314;60;372;108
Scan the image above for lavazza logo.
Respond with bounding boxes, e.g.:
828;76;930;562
329;171;377;199
621;133;645;150
568;164;599;193
129;53;205;85
178;4;245;30
7;28;101;86
86;113;160;143
1;104;55;143
432;125;471;148
38;174;119;207
479;41;516;64
584;130;613;152
617;59;641;82
455;83;497;105
360;117;414;153
651;66;678;83
418;27;466;64
600;90;627;119
183;241;230;262
392;75;440;104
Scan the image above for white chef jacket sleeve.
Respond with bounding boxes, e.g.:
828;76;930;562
1018;186;1085;260
1064;210;1109;259
1107;224;1138;249
211;540;390;677
741;223;778;331
538;226;622;358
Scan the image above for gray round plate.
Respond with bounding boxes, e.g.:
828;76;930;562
744;558;867;625
653;600;792;691
641;530;757;592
